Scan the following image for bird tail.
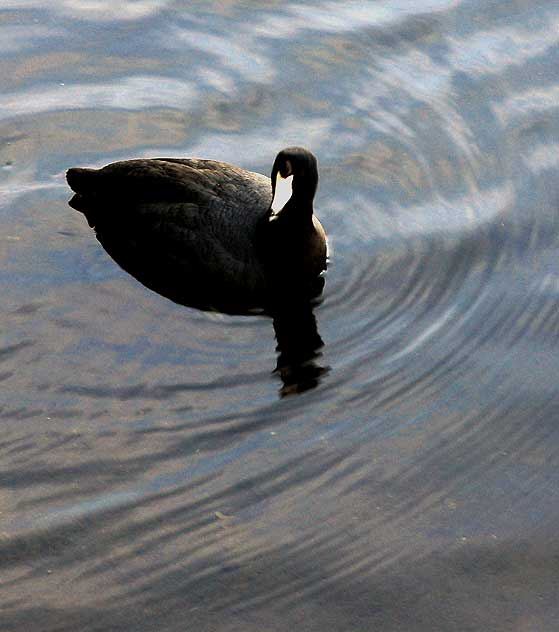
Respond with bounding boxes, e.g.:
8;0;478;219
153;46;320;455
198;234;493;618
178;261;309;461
66;168;107;226
66;167;100;195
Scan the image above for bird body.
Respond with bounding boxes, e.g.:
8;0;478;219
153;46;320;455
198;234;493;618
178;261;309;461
66;148;326;313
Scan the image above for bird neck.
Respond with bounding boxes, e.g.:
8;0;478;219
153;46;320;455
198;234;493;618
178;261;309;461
270;196;314;227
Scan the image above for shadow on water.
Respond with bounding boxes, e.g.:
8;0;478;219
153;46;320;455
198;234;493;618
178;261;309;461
68;193;329;397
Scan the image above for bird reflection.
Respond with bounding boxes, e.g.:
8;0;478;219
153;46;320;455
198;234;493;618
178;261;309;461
272;300;329;397
69;195;328;397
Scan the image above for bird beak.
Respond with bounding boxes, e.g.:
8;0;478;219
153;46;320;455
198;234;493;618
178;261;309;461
270;172;294;219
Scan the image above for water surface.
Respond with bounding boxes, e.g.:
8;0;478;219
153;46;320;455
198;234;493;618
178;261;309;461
2;1;559;630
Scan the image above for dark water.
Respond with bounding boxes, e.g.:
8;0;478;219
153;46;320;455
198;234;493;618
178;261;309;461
2;1;559;630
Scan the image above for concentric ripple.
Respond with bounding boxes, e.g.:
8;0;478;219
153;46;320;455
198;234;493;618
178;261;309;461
2;1;559;630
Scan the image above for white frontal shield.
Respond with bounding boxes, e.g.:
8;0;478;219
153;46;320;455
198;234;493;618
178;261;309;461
270;172;294;219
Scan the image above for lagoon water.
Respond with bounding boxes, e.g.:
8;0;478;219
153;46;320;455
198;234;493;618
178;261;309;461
2;1;559;630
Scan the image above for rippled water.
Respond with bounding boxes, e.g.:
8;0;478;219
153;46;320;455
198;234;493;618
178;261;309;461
2;1;559;630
